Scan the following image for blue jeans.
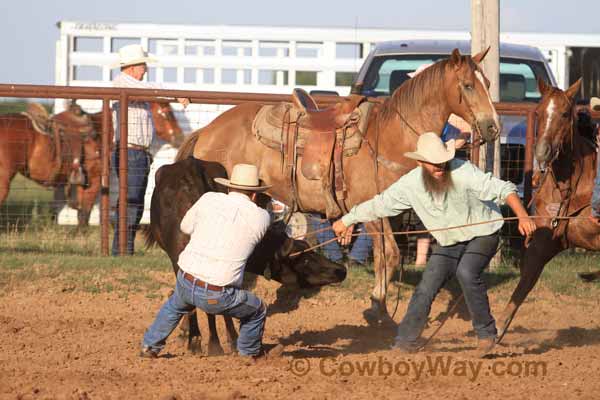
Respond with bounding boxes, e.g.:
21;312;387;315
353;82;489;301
395;233;499;345
143;270;267;356
592;157;600;217
309;214;373;263
111;148;151;255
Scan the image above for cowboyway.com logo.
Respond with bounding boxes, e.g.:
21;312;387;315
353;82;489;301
288;355;547;381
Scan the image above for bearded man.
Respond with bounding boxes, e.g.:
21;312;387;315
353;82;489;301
332;132;536;357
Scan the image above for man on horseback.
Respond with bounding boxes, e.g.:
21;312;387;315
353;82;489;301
332;132;537;357
111;44;190;255
141;164;284;361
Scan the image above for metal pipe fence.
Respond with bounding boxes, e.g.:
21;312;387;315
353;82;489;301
2;83;592;262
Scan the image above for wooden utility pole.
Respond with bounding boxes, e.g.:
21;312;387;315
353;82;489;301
471;0;500;175
472;0;503;267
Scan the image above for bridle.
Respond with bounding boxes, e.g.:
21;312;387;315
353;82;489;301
531;93;581;232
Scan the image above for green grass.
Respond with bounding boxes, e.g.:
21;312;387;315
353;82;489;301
0;220;599;301
0;225;173;297
1;174;57;230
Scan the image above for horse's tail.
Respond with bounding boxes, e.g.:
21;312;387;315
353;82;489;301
141;224;158;249
175;129;201;162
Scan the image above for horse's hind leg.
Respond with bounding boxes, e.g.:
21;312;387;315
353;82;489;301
363;218;399;327
0;167;15;208
497;229;562;344
206;313;225;356
224;316;238;353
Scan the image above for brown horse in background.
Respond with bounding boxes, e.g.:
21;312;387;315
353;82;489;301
496;78;600;343
61;101;184;226
0;103;101;227
176;48;501;325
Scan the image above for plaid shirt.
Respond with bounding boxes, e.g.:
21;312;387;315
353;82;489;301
111;73;159;148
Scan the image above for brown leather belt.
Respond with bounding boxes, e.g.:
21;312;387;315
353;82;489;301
127;143;149;151
182;272;224;292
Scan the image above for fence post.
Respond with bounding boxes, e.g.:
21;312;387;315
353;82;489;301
118;91;128;256
101;98;111;256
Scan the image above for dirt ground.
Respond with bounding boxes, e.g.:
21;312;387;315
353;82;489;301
1;272;599;400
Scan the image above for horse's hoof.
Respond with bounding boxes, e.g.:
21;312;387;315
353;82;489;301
187;337;202;354
363;308;381;326
207;341;225;356
496;324;509;344
363;308;395;327
578;272;599;282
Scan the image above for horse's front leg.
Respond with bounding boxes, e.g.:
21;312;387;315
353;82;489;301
206;313;225;356
496;228;563;344
363;218;400;326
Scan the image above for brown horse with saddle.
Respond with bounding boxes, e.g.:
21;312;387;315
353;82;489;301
0;102;101;226
496;78;600;343
176;48;501;325
63;100;183;226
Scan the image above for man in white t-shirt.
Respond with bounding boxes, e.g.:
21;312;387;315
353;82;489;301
141;164;281;360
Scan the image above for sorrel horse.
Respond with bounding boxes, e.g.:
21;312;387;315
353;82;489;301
0;103;101;227
176;48;501;325
64;101;184;226
496;78;600;343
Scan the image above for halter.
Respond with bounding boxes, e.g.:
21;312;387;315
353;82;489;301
457;79;486;146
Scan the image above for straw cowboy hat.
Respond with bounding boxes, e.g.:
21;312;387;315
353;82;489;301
404;132;456;164
112;44;157;68
214;164;272;191
591;97;600;111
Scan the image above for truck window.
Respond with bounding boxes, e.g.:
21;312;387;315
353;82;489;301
361;54;550;103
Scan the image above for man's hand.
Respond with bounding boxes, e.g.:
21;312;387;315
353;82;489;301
518;217;537;237
332;219;354;246
177;98;190;109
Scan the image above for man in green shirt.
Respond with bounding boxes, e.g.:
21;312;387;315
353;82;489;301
332;132;536;356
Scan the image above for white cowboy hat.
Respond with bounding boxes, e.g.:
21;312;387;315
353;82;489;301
214;164;272;192
404;132;456;164
591;97;600;111
112;44;157;68
407;63;434;78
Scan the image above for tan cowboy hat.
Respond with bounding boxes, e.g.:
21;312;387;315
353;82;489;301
591;97;600;111
112;44;157;68
404;132;456;164
214;164;272;191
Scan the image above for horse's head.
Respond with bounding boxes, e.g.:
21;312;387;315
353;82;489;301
445;48;500;144
150;102;185;147
534;78;582;169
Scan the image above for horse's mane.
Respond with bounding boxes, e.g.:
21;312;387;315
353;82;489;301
379;58;455;123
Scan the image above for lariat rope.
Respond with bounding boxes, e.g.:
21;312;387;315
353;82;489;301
289;214;590;257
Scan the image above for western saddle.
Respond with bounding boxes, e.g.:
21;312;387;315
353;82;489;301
21;102;93;137
252;88;373;219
